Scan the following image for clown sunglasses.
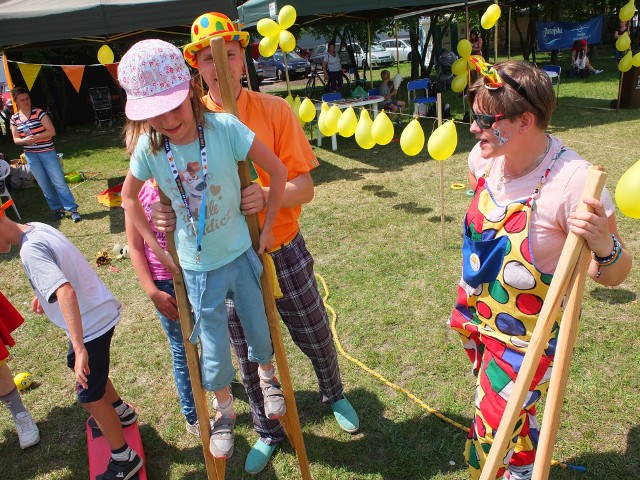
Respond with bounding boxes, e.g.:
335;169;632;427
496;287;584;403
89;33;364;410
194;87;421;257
470;110;506;129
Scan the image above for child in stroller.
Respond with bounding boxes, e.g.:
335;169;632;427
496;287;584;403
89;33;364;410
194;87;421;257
437;48;458;92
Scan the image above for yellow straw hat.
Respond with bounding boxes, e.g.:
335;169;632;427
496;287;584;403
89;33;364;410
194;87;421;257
183;12;250;68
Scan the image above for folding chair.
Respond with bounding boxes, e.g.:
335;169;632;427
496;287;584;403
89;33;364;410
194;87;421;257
0;159;21;219
407;78;436;116
321;92;342;102
542;65;561;97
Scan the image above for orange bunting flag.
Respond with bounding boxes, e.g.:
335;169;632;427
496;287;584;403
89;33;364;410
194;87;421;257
104;63;119;85
17;63;42;91
62;65;85;93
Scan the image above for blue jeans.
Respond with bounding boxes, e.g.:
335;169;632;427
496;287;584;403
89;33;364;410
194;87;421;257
154;280;197;424
25;149;78;212
183;248;273;391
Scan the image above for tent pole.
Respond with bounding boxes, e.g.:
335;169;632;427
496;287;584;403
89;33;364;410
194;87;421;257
395;19;400;74
494;0;498;63
2;53;17;114
368;21;373;89
508;7;512;59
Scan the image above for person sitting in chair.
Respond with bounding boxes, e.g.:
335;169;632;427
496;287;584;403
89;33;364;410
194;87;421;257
379;69;405;125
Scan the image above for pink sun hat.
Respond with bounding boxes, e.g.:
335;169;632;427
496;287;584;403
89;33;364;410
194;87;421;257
118;39;192;121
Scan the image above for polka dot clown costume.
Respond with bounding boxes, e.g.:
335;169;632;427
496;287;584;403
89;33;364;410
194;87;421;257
183;13;250;68
449;148;567;480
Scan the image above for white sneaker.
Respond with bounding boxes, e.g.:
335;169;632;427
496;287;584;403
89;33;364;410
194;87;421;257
595;69;603;75
14;411;40;449
186;419;214;438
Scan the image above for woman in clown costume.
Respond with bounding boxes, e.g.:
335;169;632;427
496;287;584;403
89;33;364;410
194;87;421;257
448;60;631;480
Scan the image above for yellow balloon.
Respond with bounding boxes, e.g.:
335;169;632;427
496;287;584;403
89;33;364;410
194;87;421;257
278;5;297;30
451;58;468;76
400;119;425;157
615;159;640;218
620;0;636;22
97;44;114;65
451;74;468;93
299;98;316;122
259;35;279;57
632;52;640;68
324;105;341;136
293;95;302;115
355;109;375;150
257;18;281;37
457;39;472;59
371;110;395;145
279;30;296;53
619;51;633;72
337;106;357;137
427;121;458;161
616;32;631;52
318;102;332;137
481;4;501;30
284;94;294;108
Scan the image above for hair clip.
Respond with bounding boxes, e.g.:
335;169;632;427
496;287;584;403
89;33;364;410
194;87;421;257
469;57;504;89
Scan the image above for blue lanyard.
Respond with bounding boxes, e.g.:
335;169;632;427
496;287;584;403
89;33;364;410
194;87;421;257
163;124;208;263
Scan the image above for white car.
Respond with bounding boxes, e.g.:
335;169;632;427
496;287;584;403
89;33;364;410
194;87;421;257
339;43;394;70
379;38;414;62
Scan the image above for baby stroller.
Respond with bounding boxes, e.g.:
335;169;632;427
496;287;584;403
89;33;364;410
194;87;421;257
88;87;114;127
437;49;458;92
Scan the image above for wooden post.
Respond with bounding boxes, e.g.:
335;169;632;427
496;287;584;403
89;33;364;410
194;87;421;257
437;93;445;249
158;189;224;480
531;248;591;480
479;166;607;480
210;36;312;480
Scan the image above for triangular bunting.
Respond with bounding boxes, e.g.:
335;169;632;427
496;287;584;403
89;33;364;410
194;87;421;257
105;63;119;85
62;65;85;93
18;63;42;90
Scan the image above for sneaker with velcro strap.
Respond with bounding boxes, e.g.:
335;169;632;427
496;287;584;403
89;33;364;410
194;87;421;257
97;451;143;480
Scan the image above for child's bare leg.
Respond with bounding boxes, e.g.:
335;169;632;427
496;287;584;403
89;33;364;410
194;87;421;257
210;385;236;459
258;363;286;419
82;397;125;449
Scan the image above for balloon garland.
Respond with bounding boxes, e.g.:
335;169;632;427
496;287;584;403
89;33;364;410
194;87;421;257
615;159;640;219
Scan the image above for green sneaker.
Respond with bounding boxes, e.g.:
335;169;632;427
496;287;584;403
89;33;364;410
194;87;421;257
331;396;359;433
245;439;278;475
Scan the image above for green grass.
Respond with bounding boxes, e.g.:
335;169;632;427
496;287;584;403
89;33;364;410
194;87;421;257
1;51;639;479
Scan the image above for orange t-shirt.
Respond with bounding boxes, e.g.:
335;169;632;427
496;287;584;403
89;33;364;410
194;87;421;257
203;89;319;246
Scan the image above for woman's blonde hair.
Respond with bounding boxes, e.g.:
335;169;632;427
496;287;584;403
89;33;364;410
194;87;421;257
123;78;209;155
468;60;556;129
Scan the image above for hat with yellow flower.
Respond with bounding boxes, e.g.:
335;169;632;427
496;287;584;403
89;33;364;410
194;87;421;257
183;13;250;68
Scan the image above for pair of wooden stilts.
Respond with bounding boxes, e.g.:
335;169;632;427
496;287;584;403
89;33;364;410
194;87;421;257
159;38;311;480
479;166;607;480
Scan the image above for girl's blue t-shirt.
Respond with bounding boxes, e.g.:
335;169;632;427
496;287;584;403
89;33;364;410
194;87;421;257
130;112;255;271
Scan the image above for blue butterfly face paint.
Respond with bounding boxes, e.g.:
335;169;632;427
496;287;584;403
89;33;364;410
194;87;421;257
493;128;509;146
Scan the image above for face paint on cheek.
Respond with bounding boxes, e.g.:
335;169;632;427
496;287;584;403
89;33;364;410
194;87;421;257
493;128;509;146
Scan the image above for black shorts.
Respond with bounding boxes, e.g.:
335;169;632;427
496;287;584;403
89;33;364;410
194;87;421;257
67;327;114;403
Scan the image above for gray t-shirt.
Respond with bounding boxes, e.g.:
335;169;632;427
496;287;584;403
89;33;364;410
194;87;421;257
20;223;121;342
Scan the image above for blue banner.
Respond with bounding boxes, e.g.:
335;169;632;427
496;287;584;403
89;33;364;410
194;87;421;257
536;16;603;51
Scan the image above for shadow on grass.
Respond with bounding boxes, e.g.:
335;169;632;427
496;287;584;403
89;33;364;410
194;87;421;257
589;287;637;305
553;424;640;479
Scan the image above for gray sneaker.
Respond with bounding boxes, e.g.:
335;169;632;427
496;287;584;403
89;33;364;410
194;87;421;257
260;376;286;419
209;414;236;458
186;418;214;437
15;411;40;449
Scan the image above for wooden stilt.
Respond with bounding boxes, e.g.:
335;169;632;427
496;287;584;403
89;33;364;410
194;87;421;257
158;190;224;480
210;36;312;480
479;166;607;480
531;247;591;480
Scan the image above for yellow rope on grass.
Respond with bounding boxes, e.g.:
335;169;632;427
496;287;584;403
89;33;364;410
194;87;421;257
317;273;585;473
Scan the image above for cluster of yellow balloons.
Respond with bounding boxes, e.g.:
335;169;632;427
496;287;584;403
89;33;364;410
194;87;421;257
450;40;484;93
283;95;458;160
616;159;640;218
616;1;640;72
97;44;114;65
257;5;297;57
481;4;502;30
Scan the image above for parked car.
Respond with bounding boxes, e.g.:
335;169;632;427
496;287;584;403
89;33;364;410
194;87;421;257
341;43;394;70
242;58;264;86
379;38;414;62
309;44;328;65
258;50;311;80
0;82;12;109
295;46;311;60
